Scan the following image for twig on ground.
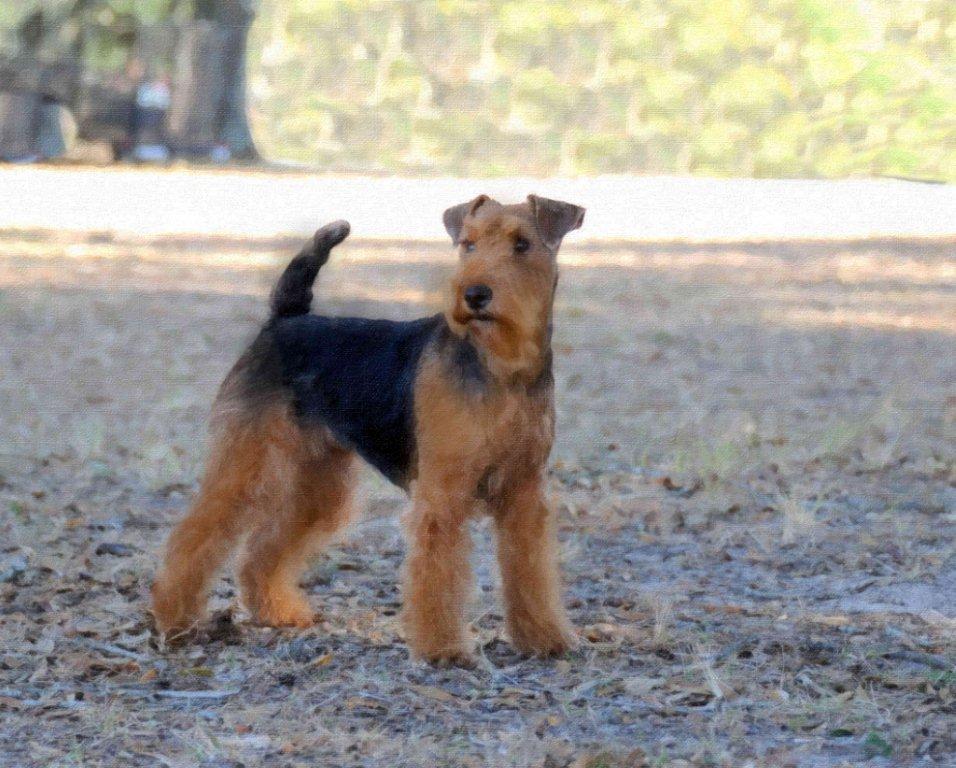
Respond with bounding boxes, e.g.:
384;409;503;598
85;641;150;662
882;650;951;671
151;689;240;700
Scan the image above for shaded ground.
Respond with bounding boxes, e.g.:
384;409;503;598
0;230;954;767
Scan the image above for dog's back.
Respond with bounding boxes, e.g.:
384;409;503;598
261;313;442;486
215;218;439;486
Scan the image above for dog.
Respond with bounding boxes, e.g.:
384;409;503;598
152;193;585;664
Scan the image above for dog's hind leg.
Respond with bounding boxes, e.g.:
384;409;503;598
151;412;267;637
238;435;356;628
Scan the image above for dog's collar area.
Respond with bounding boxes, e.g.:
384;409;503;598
439;319;552;393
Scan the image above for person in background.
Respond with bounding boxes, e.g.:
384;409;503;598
131;68;171;163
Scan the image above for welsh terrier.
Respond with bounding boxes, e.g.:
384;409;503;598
152;194;585;664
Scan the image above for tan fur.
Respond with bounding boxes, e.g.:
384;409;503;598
238;439;355;628
445;206;556;384
404;353;573;661
153;196;581;664
152;393;356;636
493;477;575;655
402;198;577;662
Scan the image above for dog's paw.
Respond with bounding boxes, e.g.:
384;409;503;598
255;608;316;629
408;635;476;667
420;647;476;668
151;583;204;640
250;594;316;628
511;623;580;658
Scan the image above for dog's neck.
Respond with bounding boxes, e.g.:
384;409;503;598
439;320;553;394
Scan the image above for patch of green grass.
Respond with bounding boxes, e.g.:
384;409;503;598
9;500;30;522
924;668;956;687
863;731;893;758
651;749;672;767
670;438;745;481
816;418;868;460
700;440;743;479
651;330;677;346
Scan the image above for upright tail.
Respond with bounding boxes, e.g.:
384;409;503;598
269;220;351;319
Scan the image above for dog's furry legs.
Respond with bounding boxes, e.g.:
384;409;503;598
152;415;265;636
402;483;473;664
239;446;355;627
494;477;576;655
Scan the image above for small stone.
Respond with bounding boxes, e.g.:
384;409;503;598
95;542;135;557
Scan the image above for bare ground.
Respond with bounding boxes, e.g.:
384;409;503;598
0;230;954;768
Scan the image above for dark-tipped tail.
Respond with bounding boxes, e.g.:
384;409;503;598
269;220;350;319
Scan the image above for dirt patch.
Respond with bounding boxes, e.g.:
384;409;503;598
1;232;954;767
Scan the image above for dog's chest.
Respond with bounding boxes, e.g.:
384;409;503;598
415;360;554;495
475;392;554;500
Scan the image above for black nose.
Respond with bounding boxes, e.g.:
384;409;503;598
464;284;493;311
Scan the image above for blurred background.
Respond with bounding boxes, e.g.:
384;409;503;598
1;0;953;179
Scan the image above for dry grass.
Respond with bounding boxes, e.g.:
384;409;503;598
0;230;954;767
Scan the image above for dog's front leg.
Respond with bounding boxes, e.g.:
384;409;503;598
495;475;577;656
402;483;474;665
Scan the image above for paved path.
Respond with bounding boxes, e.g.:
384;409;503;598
1;165;953;241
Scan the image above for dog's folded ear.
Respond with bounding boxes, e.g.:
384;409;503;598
443;194;491;244
528;195;585;252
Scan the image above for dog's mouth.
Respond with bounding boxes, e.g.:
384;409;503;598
453;308;495;325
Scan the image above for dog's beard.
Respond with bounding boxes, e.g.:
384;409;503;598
451;307;494;327
447;307;546;384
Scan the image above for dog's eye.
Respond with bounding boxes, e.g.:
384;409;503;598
514;237;530;254
460;240;475;253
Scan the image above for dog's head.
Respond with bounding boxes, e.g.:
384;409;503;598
442;194;585;383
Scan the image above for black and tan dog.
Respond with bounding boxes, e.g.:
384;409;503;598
152;194;585;664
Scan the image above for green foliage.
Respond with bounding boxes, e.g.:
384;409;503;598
246;0;954;178
2;0;953;178
863;731;893;759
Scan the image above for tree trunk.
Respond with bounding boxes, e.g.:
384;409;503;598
0;91;42;160
167;0;257;159
218;6;256;159
0;8;69;161
167;21;229;155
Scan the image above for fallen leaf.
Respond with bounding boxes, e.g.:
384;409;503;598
139;668;158;683
409;685;457;703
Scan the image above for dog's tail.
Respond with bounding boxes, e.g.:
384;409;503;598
269;220;351;319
